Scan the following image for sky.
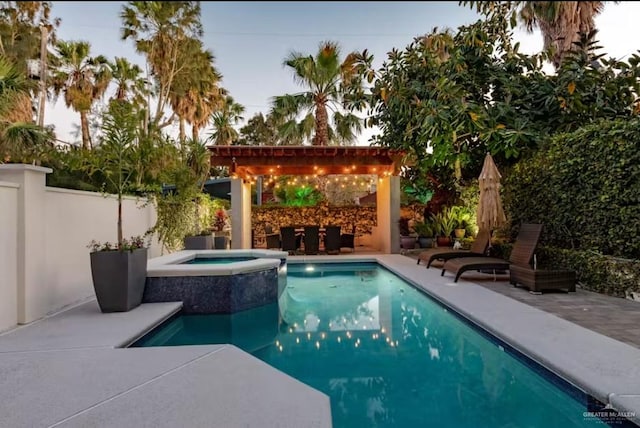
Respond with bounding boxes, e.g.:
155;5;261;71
44;1;640;146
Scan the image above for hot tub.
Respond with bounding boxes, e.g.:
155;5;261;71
144;249;288;314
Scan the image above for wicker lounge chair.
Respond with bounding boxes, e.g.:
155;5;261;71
417;228;491;268
441;223;543;283
509;265;576;293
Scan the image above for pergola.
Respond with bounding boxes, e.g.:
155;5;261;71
209;145;406;253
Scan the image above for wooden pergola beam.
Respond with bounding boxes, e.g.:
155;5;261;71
209;145;405;180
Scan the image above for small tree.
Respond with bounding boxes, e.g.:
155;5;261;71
87;98;139;249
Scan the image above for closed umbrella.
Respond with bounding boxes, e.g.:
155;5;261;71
476;153;506;232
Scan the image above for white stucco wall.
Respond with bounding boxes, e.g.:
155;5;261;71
43;187;160;314
0;182;19;332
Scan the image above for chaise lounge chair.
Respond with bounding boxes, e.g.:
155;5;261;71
441;223;543;283
416;228;491;268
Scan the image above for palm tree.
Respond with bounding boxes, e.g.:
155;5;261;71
271;41;371;146
0;56;35;123
50;40;111;149
120;1;203;130
109;56;147;103
0;1;60;73
0;56;52;163
518;1;608;68
168;38;223;143
461;1;611;68
207;95;244;145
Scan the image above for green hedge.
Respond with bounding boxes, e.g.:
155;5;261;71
503;118;640;259
537;247;640;298
491;243;640;298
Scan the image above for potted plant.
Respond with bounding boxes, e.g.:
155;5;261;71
413;221;436;248
212;208;229;249
398;216;416;250
184;194;215;250
432;207;456;247
184;229;213;250
85;99;149;313
451;206;472;239
88;236;148;313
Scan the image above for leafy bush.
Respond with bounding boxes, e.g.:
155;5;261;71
492;243;640;298
504;118;640;259
413;220;435;238
275;185;324;207
537;247;640;298
398;216;411;236
431;207;457;237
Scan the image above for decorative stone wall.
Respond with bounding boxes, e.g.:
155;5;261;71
252;204;425;236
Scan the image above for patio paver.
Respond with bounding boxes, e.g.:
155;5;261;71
409;253;640;350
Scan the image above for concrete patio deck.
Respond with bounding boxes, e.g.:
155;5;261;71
1;252;639;427
0;300;331;428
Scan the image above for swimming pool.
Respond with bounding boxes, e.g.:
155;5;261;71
134;262;634;427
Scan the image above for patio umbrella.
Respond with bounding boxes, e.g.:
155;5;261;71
476;153;506;232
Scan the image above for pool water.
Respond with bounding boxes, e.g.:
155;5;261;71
134;262;631;428
183;257;256;264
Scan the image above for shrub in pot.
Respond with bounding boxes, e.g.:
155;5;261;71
451;206;472;239
184;229;213;250
88;237;148;313
398;216;416;250
413;221;435;248
432;208;456;247
84;99;149;313
212;209;229;249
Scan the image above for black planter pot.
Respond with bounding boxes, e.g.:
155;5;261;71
90;248;148;313
418;237;434;248
214;236;228;249
184;235;213;250
400;235;416;250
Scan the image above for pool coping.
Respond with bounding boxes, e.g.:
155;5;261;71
147;249;287;277
368;254;640;425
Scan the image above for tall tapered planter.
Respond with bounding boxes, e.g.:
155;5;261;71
90;248;148;313
213;231;229;249
184;235;213;250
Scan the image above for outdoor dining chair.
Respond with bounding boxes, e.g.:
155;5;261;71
323;225;342;255
280;226;300;255
340;225;356;252
303;225;320;255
